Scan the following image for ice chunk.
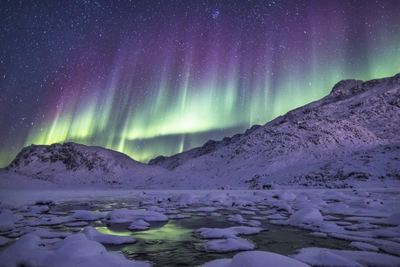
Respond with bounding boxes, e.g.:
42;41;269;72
0;213;23;223
387;212;400;225
31;227;70;238
146;206;166;212
168;214;191;219
293;248;363;267
103;209;168;223
0;234;51;265
48;239;151;267
64;221;89;227
293;247;400;267
29;205;50;213
54;233;87;249
0;233;149;267
26;215;66;226
0;220;14;232
82;226;136;245
128;220;150;230
275;191;296;201
194;226;263;239
288;208;323;226
310;232;328;238
53;239;106;259
0;236;11;246
203;258;231;267
70;210;105;221
204;192;229;204
350;241;379;252
203;237;255;252
229;214;245;223
204;251;310;267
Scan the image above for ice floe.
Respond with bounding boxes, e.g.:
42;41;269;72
103;209;168;224
202;237;256;252
194;226;264;239
292;247;400;267
204;251;310;267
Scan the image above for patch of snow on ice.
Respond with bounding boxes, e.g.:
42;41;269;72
103;209;168;223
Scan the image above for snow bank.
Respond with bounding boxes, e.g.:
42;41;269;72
204;251;310;267
292;247;400;267
0;233;150;267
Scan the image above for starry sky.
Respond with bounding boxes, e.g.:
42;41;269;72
1;0;400;167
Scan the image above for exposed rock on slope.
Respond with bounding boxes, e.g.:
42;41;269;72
148;125;261;170
147;73;400;189
5;142;162;185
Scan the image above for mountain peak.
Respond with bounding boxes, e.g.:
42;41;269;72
5;142;161;186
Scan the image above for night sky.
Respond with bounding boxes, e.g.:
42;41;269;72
1;0;400;167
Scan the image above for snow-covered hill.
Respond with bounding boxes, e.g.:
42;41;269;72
4;142;163;186
146;73;400;189
2;74;400;189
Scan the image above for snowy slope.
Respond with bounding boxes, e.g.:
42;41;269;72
146;73;400;189
2;74;400;189
3;142;163;186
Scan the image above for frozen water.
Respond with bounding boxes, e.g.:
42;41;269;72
0;188;399;266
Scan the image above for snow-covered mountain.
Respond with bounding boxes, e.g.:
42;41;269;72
146;73;400;189
2;73;400;189
4;142;163;186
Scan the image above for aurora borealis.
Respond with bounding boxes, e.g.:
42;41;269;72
1;0;400;167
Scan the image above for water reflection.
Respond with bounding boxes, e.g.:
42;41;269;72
46;200;351;266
